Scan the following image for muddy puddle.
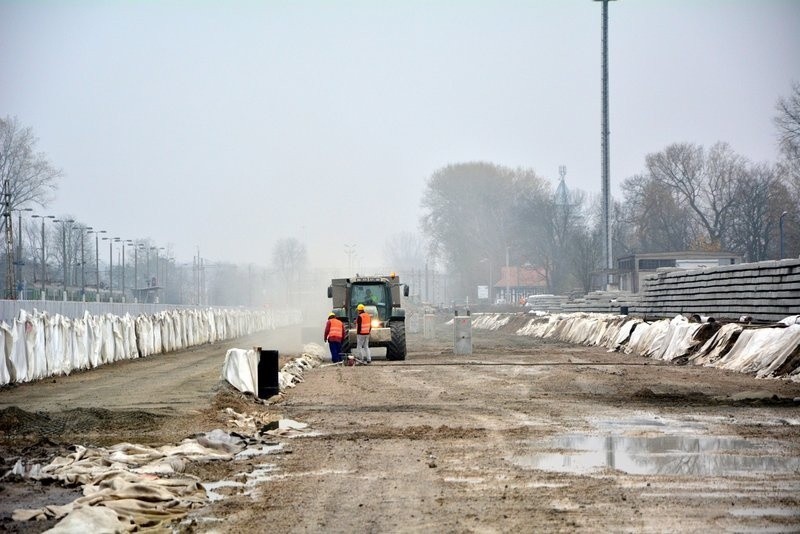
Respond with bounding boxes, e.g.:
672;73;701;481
509;416;800;477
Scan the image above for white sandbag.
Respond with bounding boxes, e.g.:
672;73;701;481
25;311;47;380
135;315;153;357
222;348;258;395
716;324;800;376
654;316;703;362
0;322;11;386
99;315;115;364
86;314;103;368
152;314;163;354
71;314;90;371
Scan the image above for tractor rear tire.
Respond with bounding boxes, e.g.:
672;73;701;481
386;321;406;361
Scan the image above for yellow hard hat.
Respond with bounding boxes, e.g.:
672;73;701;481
328;312;335;318
357;303;365;311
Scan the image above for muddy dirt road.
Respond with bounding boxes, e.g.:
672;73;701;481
2;321;800;532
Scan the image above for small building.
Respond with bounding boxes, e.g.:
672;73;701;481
494;265;548;304
617;251;742;293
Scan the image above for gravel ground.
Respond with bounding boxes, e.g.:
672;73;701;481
2;319;800;532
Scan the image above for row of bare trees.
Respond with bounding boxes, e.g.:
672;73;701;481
420;83;800;300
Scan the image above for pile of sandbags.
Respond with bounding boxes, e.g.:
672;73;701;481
0;307;302;386
471;312;800;381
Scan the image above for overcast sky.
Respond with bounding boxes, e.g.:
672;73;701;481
2;0;798;271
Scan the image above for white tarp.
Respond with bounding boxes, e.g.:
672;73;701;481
222;349;259;395
222;344;324;396
473;311;800;380
0;307;301;386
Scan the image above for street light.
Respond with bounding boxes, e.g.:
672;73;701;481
780;211;789;260
13;208;33;299
126;240;136;301
89;229;106;301
80;226;92;299
116;238;125;300
31;215;55;298
53;218;75;300
102;236;117;301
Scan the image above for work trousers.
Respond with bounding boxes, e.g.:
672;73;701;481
328;340;343;363
356;334;371;362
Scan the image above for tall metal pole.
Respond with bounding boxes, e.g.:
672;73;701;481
119;239;125;299
2;182;14;299
32;215;54;298
40;217;46;295
780;211;788;260
596;0;615;288
81;226;91;299
109;239;113;300
95;233;100;300
93;230;106;301
63;223;67;297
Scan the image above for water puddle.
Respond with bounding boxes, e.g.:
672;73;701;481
510;434;800;476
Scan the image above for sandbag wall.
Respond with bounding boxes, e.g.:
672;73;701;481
474;312;800;381
631;258;800;322
0;308;301;386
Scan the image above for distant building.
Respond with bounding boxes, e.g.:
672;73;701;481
494;265;548;303
617;251;742;293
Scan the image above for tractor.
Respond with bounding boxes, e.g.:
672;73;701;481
327;274;409;360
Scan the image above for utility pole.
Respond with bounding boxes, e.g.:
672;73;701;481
595;0;616;289
2;179;14;299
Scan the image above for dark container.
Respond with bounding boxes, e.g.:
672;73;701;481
258;349;280;399
620;306;629;315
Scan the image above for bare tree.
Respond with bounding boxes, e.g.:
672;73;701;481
646;142;745;250
727;163;787;261
272;237;307;304
0;116;60;208
621;174;694;252
421;162;549;299
775;81;800;166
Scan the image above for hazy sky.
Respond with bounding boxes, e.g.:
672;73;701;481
2;0;799;271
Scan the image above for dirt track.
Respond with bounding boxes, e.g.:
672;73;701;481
2;320;800;532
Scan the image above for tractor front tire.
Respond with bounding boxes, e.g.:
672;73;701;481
385;322;407;361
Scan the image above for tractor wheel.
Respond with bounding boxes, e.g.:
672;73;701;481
341;337;352;358
385;321;406;361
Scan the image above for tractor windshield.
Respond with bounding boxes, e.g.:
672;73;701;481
350;283;390;321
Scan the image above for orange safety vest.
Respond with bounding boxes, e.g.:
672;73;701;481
357;311;372;335
327;318;344;342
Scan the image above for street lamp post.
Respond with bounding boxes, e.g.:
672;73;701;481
118;238;125;300
91;230;106;301
14;208;33;299
53;218;75;300
31;215;55;298
126;240;136;301
102;237;116;301
81;226;92;300
780;211;789;260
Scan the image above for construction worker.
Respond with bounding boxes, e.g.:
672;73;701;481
364;288;378;305
324;312;345;363
355;303;372;364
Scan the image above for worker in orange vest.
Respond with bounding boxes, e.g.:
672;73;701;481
324;312;345;363
355;303;372;364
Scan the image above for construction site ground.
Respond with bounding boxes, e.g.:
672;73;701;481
1;318;800;532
